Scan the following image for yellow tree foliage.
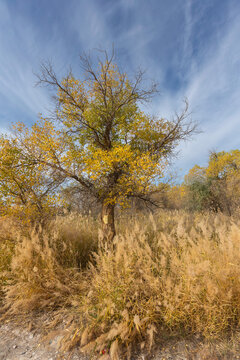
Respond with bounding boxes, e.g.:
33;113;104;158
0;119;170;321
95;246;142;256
207;150;240;215
184;150;240;214
184;164;206;185
166;184;187;209
207;150;240;179
7;52;196;239
0;136;62;223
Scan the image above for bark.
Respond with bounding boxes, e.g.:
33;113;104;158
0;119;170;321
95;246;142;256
101;202;116;242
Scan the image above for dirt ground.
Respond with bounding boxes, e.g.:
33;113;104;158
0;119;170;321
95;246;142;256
1;321;240;360
0;322;88;360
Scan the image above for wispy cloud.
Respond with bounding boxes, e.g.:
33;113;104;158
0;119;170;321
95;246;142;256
0;0;239;178
0;2;50;128
153;1;240;178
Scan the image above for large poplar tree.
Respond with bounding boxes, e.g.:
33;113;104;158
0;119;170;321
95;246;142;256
11;51;196;240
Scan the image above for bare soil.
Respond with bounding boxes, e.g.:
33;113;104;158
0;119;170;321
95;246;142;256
0;322;88;360
0;321;240;360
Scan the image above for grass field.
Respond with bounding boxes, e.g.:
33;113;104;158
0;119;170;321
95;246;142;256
1;210;240;359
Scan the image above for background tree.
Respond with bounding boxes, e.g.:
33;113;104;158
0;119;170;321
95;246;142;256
184;150;240;215
163;184;187;210
206;150;240;215
10;51;196;240
184;165;215;212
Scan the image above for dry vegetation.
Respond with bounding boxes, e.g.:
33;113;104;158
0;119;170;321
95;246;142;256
0;210;240;359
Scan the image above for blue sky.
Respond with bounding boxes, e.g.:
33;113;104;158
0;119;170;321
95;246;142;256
0;0;240;180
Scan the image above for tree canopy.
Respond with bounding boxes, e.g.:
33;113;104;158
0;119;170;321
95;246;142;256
0;136;62;222
184;150;240;214
1;51;197;239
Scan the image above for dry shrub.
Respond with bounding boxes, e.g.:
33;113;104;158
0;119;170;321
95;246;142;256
62;211;240;359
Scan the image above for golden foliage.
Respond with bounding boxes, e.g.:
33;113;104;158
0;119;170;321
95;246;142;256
0;136;60;223
184;150;240;214
5;55;193;220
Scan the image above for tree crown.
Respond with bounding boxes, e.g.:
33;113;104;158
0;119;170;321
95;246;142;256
9;52;196;208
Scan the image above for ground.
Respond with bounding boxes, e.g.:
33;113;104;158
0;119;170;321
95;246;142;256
0;322;88;360
1;321;240;360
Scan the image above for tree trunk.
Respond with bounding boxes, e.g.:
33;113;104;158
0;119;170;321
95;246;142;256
101;202;116;242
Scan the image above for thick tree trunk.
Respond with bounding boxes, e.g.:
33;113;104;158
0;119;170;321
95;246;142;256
101;202;116;242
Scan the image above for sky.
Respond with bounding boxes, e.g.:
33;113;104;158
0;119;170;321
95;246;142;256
0;0;240;181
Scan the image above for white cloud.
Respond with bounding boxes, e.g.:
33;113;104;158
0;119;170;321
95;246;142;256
0;0;239;181
154;5;240;179
0;1;68;127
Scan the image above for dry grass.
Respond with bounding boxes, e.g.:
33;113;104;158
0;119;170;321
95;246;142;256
1;213;98;315
0;217;16;303
1;210;240;359
47;213;99;269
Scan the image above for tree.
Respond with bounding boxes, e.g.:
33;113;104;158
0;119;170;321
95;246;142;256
206;150;240;215
60;183;100;216
0;136;63;223
10;51;196;240
184;165;213;211
184;150;240;215
164;184;187;210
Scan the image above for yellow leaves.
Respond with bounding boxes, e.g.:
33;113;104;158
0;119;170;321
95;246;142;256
58;76;87;110
184;150;240;214
75;144;164;205
206;150;240;179
1;58;176;213
184;165;206;185
185;150;240;183
186;150;240;188
82;144;131;176
0;133;60;222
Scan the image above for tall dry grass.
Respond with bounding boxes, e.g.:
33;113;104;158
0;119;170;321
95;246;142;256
0;217;16;304
1;210;240;359
1;213;98;314
61;212;240;359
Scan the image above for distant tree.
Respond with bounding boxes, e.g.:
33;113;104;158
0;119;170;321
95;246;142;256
8;51;196;240
206;150;240;215
185;150;240;215
163;184;187;210
184;165;214;211
207;150;240;179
